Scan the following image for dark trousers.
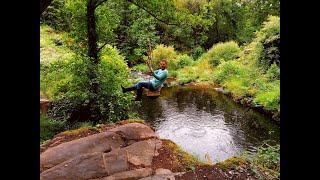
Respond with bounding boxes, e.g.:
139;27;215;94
134;81;155;91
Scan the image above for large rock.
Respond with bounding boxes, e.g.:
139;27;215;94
103;139;162;167
94;168;153;180
40;152;129;180
40;131;125;171
139;168;185;180
40;139;162;179
109;123;158;141
40;123;162;179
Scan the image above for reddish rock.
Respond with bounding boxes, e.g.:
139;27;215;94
41;139;162;179
104;139;162;167
40;132;125;171
40;152;129;180
40;123;164;180
109;123;158;141
140;168;185;180
95;168;153;180
40;99;51;115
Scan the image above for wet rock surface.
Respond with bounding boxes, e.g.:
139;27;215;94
40;122;260;180
40;123;184;180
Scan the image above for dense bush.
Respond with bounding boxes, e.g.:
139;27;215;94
40;60;72;99
212;61;245;83
176;58;214;83
204;41;241;66
40;115;67;143
40;25;74;63
177;54;194;68
253;81;280;111
190;46;205;60
43;45;133;123
132;64;149;73
265;63;280;81
151;44;179;70
255;16;280;43
244;143;280;179
40;0;71;31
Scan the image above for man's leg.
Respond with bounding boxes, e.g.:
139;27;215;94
134;81;152;101
121;85;136;93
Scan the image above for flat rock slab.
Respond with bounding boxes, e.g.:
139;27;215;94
108;139;162;167
41;152;107;180
109;123;158;140
41;123;158;172
40;123;163;180
93;168;153;180
40;139;162;180
40;131;125;172
140;168;185;180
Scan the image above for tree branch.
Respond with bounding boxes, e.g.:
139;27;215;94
97;42;109;53
95;0;108;8
126;0;178;26
40;0;53;15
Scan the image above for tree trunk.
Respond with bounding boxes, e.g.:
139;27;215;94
87;0;99;63
40;0;53;15
86;0;101;121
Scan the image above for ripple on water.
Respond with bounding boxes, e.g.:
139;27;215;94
139;87;280;162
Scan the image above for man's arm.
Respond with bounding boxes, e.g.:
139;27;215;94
153;70;167;80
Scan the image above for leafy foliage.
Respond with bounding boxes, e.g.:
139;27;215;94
40;115;67;143
40;0;71;31
151;44;179;70
132;64;149;73
177;54;194;68
244;143;280;179
204;41;241;66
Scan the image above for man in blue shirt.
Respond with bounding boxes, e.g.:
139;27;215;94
122;59;168;101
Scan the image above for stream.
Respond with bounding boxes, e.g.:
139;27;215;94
131;72;280;163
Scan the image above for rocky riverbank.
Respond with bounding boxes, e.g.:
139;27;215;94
40;120;260;180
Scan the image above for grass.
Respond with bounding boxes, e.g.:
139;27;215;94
163;139;204;167
174;16;280;113
242;143;280;179
132;64;149;73
40;25;75;99
40;25;75;64
216;157;247;171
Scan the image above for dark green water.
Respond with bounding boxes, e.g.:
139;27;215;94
135;85;280;162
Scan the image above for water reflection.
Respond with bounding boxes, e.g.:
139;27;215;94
137;86;279;162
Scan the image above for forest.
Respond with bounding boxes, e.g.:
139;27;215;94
40;0;280;179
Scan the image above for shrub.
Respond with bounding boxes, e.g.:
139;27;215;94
151;44;179;70
212;61;245;83
40;0;71;31
176;66;199;84
40;25;74;63
253;81;280;111
265;63;280;81
190;46;205;60
47;45;133;123
222;76;251;99
132;64;149;73
40;115;67;143
40;60;72;99
255;16;280;43
177;54;194;68
205;41;241;66
244;143;280;179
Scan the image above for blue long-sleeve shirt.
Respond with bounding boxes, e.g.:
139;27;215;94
150;69;168;89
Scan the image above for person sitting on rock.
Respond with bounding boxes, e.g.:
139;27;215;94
122;59;168;101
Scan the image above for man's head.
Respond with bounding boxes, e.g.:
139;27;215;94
159;59;168;70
